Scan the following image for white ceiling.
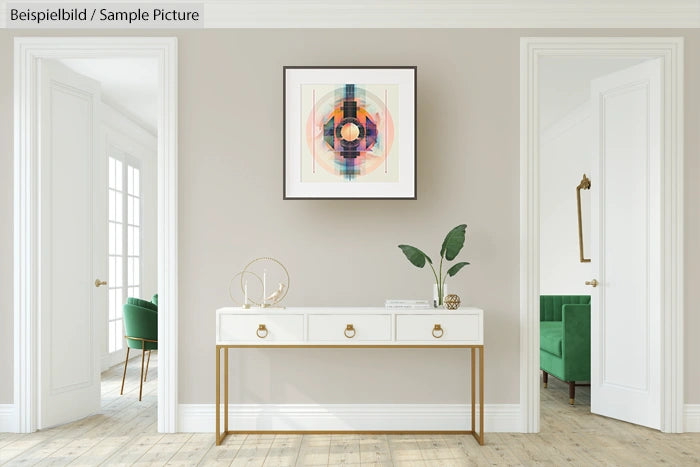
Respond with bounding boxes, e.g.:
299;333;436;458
58;58;158;134
1;0;698;27
538;56;649;130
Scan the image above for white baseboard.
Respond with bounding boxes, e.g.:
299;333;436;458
178;404;521;433
4;401;696;433
101;349;128;373
0;404;17;432
685;405;700;432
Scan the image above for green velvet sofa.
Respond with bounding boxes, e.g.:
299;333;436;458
540;295;591;404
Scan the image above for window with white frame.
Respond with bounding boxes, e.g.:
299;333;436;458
108;153;142;353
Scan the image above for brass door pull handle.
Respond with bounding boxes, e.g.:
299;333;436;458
94;279;107;287
344;324;355;339
256;324;268;338
585;279;599;287
432;324;444;339
576;174;592;263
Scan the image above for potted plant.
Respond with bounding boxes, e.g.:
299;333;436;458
398;224;470;307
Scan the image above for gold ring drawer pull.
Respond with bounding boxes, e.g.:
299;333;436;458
344;324;356;339
432;324;444;339
256;324;268;339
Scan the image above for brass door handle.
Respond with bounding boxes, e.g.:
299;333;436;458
344;324;355;339
432;324;444;339
94;279;107;287
256;324;268;338
576;174;592;263
585;279;599;287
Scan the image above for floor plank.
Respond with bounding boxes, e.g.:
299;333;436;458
3;364;700;466
165;433;214;466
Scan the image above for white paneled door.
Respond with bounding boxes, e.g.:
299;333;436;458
589;59;662;429
38;60;106;428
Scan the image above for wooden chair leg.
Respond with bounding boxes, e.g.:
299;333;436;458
139;342;146;401
144;350;151;382
120;347;130;395
543;370;548;388
569;381;575;405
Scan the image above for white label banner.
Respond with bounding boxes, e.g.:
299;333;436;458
7;3;203;28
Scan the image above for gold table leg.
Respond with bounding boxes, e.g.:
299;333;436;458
224;347;229;434
471;348;476;434
468;346;485;445
216;345;221;445
214;344;485;445
476;346;484;445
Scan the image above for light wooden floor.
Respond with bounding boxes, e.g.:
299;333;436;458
1;360;699;466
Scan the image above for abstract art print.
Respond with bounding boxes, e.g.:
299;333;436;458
284;67;416;199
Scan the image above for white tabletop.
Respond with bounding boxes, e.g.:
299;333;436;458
216;306;483;315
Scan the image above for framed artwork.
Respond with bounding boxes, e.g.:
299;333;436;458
284;66;417;199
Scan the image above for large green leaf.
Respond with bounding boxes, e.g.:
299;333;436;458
398;244;433;268
446;261;470;277
440;224;467;260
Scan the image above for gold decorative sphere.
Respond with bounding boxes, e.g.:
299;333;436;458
444;294;461;310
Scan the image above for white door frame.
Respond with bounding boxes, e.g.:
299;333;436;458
13;37;178;433
519;37;684;433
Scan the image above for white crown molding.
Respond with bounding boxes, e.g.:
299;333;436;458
178;403;521;433
1;1;699;28
101;96;157;138
540;101;592;145
203;0;700;28
101;102;158;153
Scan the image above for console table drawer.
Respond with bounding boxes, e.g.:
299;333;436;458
308;314;391;342
396;314;481;343
218;314;304;343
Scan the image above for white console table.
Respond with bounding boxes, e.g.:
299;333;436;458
215;307;484;445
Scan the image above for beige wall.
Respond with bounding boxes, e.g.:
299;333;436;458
0;29;698;408
683;29;700;407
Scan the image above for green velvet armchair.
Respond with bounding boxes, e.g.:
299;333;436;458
540;295;591;404
121;297;158;401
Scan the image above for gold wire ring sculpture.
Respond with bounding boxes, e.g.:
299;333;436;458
228;270;263;306
241;257;290;306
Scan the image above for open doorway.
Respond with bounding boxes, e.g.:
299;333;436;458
520;37;684;434
13;38;177;433
53;57;160;414
538;56;652;424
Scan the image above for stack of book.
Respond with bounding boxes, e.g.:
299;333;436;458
385;299;432;309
